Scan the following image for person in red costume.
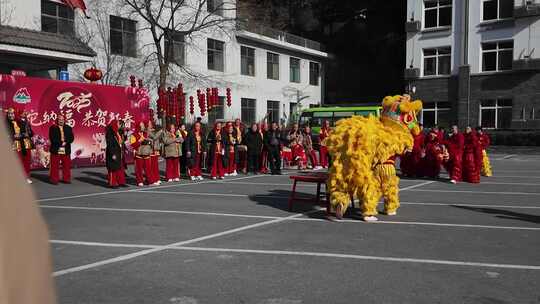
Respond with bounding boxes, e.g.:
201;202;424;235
444;125;464;184
233;119;247;174
318;120;331;168
105;120;126;188
49;114;74;185
421;130;444;178
400;123;424;177
207;122;226;179
462;126;480;183
224;123;239;176
130;121;152;186
146;120;162;186
186;121;205;181
5;108;34;184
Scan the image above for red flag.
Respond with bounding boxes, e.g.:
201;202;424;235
61;0;90;18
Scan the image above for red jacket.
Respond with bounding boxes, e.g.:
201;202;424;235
479;133;491;150
445;133;464;155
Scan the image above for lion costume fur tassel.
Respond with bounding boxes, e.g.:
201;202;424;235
326;95;423;220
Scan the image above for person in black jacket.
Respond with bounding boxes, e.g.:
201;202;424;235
105;120;126;188
264;122;283;175
243;123;263;174
48;114;74;184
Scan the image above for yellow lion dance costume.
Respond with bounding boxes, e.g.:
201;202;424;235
326;94;423;222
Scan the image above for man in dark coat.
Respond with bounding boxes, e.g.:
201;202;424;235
243;123;263;174
105;120;126;188
48;114;74;184
264;122;283;175
186;121;206;181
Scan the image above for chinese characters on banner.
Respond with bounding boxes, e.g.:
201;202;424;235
0;75;151;169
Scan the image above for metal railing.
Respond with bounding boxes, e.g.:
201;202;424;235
237;21;325;52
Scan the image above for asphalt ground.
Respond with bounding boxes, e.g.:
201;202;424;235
31;151;540;304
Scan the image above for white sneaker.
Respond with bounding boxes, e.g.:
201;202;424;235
168;179;173;182
212;177;217;180
174;178;180;182
198;176;204;181
224;173;230;177
363;216;379;222
386;211;397;216
232;171;238;176
219;176;225;179
450;179;457;184
152;182;160;186
26;179;33;184
138;183;144;187
190;176;196;181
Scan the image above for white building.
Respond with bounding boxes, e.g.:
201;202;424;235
0;0;328;125
406;0;540;130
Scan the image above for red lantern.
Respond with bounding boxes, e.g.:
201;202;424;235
226;88;232;107
138;79;144;88
189;96;195;115
200;94;206;117
84;67;103;82
206;88;213;112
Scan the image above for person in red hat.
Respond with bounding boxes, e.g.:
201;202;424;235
5;108;34;184
186;121;205;181
49;114;74;184
105;120;126;188
130;121;152;186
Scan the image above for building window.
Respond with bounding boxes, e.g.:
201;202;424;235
479;99;512;129
290;57;301;83
482;41;513;72
164;30;185;66
267;100;280;123
241;98;256;125
482;0;513;21
241;46;255;76
309;62;320;86
41;0;74;35
424;0;452;29
421;102;451;128
267;53;280;80
207;0;224;16
208;96;225;125
208;39;225;72
423;47;451;76
110;16;137;57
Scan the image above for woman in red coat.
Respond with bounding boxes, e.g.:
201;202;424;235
462;127;480;184
444;125;464;184
400;124;424;177
421;130;444;179
318;120;331;168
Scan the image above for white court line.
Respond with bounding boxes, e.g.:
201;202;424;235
134;191;250;198
53;208;320;277
41;205;280;219
400;181;435;191
481;182;540;186
174;246;540;270
48;240;540;270
400;202;540;209
42;204;540;230
410;189;540;196
489;175;540;179
37;174;267;202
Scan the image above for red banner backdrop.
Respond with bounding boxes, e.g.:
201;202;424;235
0;75;151;169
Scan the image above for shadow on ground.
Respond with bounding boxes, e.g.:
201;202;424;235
452;205;540;224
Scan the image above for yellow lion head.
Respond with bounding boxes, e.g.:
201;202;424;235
381;94;423;136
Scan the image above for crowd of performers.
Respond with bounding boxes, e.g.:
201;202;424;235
4;108;333;188
400;124;493;184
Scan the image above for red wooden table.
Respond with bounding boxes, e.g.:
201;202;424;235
288;172;330;213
